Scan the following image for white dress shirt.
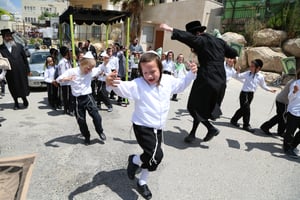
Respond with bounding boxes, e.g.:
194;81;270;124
109;56;119;71
112;71;196;129
288;80;300;117
162;60;175;73
57;58;72;86
236;70;271;92
44;65;56;83
56;67;99;97
97;63;112;82
224;62;237;82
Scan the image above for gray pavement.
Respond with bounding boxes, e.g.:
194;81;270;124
0;79;299;200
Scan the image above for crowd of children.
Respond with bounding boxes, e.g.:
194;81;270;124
37;38;300;199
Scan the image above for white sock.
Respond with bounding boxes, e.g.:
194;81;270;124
138;168;149;186
133;154;142;166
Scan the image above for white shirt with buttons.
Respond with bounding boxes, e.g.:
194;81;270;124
56;67;100;97
236;70;271;92
111;71;196;129
288;79;300;117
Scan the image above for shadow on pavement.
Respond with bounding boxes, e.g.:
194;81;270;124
174;108;190;117
226;138;241;149
45;134;104;147
244;141;300;163
113;137;138;145
163;126;209;150
68;168;138;200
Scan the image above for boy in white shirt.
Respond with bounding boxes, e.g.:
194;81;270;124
56;51;106;145
106;51;197;200
283;68;300;158
96;51;113;112
230;59;276;133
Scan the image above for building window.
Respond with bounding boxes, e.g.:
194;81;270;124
92;26;101;39
142;26;154;43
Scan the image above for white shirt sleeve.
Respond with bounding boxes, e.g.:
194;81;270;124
44;68;52;83
171;70;196;94
112;79;140;100
258;75;271;91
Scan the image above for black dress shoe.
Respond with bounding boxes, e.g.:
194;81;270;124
84;137;91;145
99;132;106;141
13;103;20;110
23;98;29;107
203;128;220;142
243;125;255;133
285;148;298;159
137;182;152;200
260;125;272;135
230;120;240;128
68;111;74;116
184;134;196;143
127;155;139;180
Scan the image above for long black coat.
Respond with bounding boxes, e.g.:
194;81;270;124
0;43;30;98
171;29;238;121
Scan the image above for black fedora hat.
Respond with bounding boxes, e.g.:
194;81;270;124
0;29;15;36
185;20;206;34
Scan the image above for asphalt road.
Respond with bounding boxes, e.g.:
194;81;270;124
0;79;299;200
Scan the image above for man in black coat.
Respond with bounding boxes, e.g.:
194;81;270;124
160;21;238;142
0;29;30;110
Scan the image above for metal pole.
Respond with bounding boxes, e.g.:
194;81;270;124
106;24;109;48
124;17;130;104
69;14;76;68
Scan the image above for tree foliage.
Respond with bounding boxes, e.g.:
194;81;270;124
110;0;156;42
0;8;13;20
38;11;59;20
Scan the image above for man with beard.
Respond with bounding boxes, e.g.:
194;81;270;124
0;29;30;110
160;21;238;142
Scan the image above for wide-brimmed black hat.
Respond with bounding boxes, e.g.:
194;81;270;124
185;20;206;34
0;29;15;36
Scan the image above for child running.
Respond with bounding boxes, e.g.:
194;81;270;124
230;59;276;133
56;51;106;145
106;51;197;199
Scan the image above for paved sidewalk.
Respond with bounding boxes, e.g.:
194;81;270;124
0;79;299;200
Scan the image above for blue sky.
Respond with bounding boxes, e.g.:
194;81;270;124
0;0;21;13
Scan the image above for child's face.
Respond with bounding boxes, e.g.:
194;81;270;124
141;60;160;85
177;55;184;63
226;58;235;67
167;52;173;60
250;63;260;73
47;57;54;66
81;64;94;74
102;56;109;64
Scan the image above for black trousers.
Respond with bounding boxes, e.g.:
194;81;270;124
261;101;287;135
131;68;139;80
231;91;254;127
97;81;112;108
284;112;300;149
75;94;104;140
133;123;163;172
46;83;59;108
61;85;74;112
